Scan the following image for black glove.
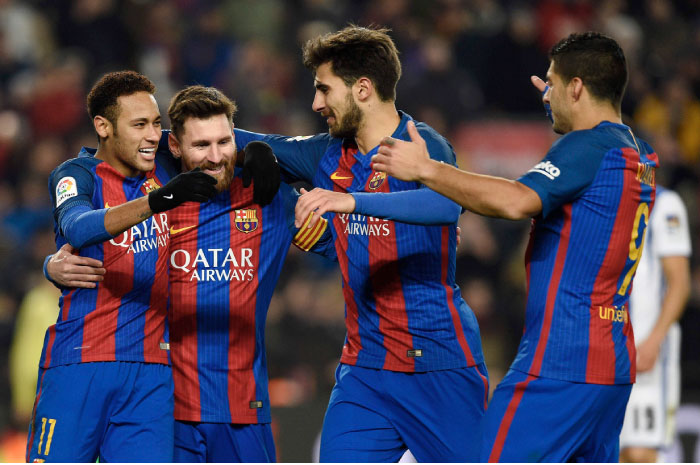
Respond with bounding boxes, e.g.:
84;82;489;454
241;141;281;206
148;168;218;213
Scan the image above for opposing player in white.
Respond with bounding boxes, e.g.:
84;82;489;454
620;187;691;463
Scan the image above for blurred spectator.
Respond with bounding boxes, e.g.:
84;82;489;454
9;277;59;424
634;75;700;164
48;0;135;80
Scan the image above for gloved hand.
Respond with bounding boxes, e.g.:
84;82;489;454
241;141;281;206
148;168;218;213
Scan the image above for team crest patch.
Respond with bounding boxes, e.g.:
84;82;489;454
56;176;78;207
234;209;258;233
368;171;386;190
142;177;161;193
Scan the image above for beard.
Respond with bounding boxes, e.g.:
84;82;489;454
329;93;363;139
198;154;236;192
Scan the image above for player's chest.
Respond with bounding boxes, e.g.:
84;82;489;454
319;150;390;194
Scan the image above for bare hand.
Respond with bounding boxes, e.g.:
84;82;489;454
531;75;553;123
636;337;662;373
47;244;106;289
372;120;431;182
295;187;356;229
530;75;547;93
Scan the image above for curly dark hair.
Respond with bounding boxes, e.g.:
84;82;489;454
302;25;401;102
549;32;628;110
167;85;237;138
86;71;156;126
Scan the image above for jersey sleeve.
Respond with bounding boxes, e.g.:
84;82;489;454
517;131;606;218
350;123;461;225
234;128;329;184
49;161;111;248
277;183;336;260
352;189;461;225
650;190;692;257
419;124;457;165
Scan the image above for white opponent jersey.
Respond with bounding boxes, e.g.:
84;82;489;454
629;187;691;341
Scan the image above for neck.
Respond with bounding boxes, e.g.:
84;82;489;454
95;145;138;177
354;101;401;154
572;102;622;131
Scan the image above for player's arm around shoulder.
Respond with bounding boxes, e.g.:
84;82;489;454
373;121;541;220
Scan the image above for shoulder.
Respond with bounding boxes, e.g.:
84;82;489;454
50;154;99;182
654;188;686;215
410;118;455;164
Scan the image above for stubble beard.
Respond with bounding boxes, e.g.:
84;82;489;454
329;94;363;140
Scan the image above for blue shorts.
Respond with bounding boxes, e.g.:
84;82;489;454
26;362;173;462
481;368;632;462
320;363;489;462
174;420;276;462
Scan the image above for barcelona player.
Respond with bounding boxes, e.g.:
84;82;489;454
372;32;658;462
27;71;218;462
164;86;334;462
234;26;488;462
45;85;332;462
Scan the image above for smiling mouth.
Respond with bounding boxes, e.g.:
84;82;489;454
201;164;224;175
138;148;156;160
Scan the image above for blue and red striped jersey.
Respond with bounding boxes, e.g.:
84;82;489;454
515;121;658;385
40;148;175;368
168;174;332;423
234;112;484;372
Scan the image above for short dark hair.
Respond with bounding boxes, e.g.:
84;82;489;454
167;85;237;138
549;32;628;109
87;71;156;125
302;25;401;102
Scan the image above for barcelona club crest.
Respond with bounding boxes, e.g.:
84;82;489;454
368;171;386;190
234;209;259;234
142;177;161;193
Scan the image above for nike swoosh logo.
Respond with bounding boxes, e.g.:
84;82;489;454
330;172;353;180
163;194;174;199
170;225;197;235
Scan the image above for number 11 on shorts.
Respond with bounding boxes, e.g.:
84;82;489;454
37;417;57;456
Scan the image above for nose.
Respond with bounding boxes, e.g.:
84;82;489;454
208;144;224;164
312;91;325;113
543;86;551;105
146;123;160;143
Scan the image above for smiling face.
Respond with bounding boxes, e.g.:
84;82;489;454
102;91;161;177
311;62;363;139
171;113;236;192
544;61;574;135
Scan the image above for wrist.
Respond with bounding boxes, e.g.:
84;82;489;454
346;193;356;213
417;158;439;184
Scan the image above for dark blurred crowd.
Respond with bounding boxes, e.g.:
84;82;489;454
1;0;699;461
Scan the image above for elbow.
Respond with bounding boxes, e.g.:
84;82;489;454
500;181;542;220
64;232;87;250
499;201;538;221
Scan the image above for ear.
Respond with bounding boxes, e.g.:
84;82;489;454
570;77;584;102
355;76;373;102
168;131;182;158
94;116;111;139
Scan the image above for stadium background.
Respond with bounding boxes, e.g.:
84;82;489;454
0;0;699;461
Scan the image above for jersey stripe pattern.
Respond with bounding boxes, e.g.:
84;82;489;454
41;149;174;368
168;177;328;423
235;113;484;373
515;123;658;384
